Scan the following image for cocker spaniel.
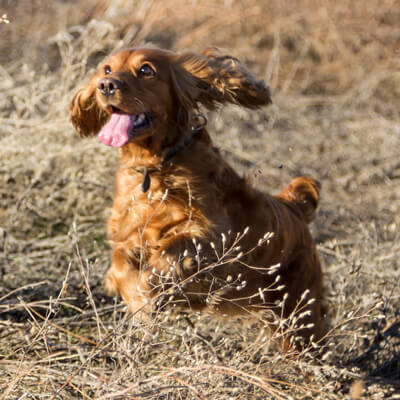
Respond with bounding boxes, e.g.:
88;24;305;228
70;46;325;346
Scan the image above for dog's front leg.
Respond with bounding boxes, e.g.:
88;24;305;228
148;234;219;310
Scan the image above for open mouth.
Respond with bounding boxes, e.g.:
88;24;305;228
98;109;153;147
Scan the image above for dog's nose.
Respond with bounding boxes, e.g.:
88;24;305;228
97;77;121;96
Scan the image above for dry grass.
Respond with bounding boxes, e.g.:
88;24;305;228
1;0;399;398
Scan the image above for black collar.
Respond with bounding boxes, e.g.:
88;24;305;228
135;114;207;193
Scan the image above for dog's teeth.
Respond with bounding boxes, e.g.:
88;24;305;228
136;113;146;125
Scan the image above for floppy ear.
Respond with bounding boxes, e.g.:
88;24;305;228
69;84;108;137
171;48;271;111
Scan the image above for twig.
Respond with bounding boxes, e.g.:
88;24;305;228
173;375;209;400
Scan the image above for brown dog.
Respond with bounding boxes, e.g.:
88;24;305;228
70;46;325;345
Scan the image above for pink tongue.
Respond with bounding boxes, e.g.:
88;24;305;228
98;113;136;147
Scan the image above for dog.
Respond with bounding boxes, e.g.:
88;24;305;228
70;46;325;346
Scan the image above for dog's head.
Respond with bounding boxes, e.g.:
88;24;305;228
70;47;271;148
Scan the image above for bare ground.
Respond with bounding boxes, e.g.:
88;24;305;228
0;1;399;399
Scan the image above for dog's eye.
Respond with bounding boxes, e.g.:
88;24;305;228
139;64;156;77
104;65;112;75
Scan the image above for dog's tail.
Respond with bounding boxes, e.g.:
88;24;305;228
279;177;320;224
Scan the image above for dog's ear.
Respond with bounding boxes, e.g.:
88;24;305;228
69;83;108;137
171;48;271;111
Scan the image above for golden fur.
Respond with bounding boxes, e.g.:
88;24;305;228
70;47;325;345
